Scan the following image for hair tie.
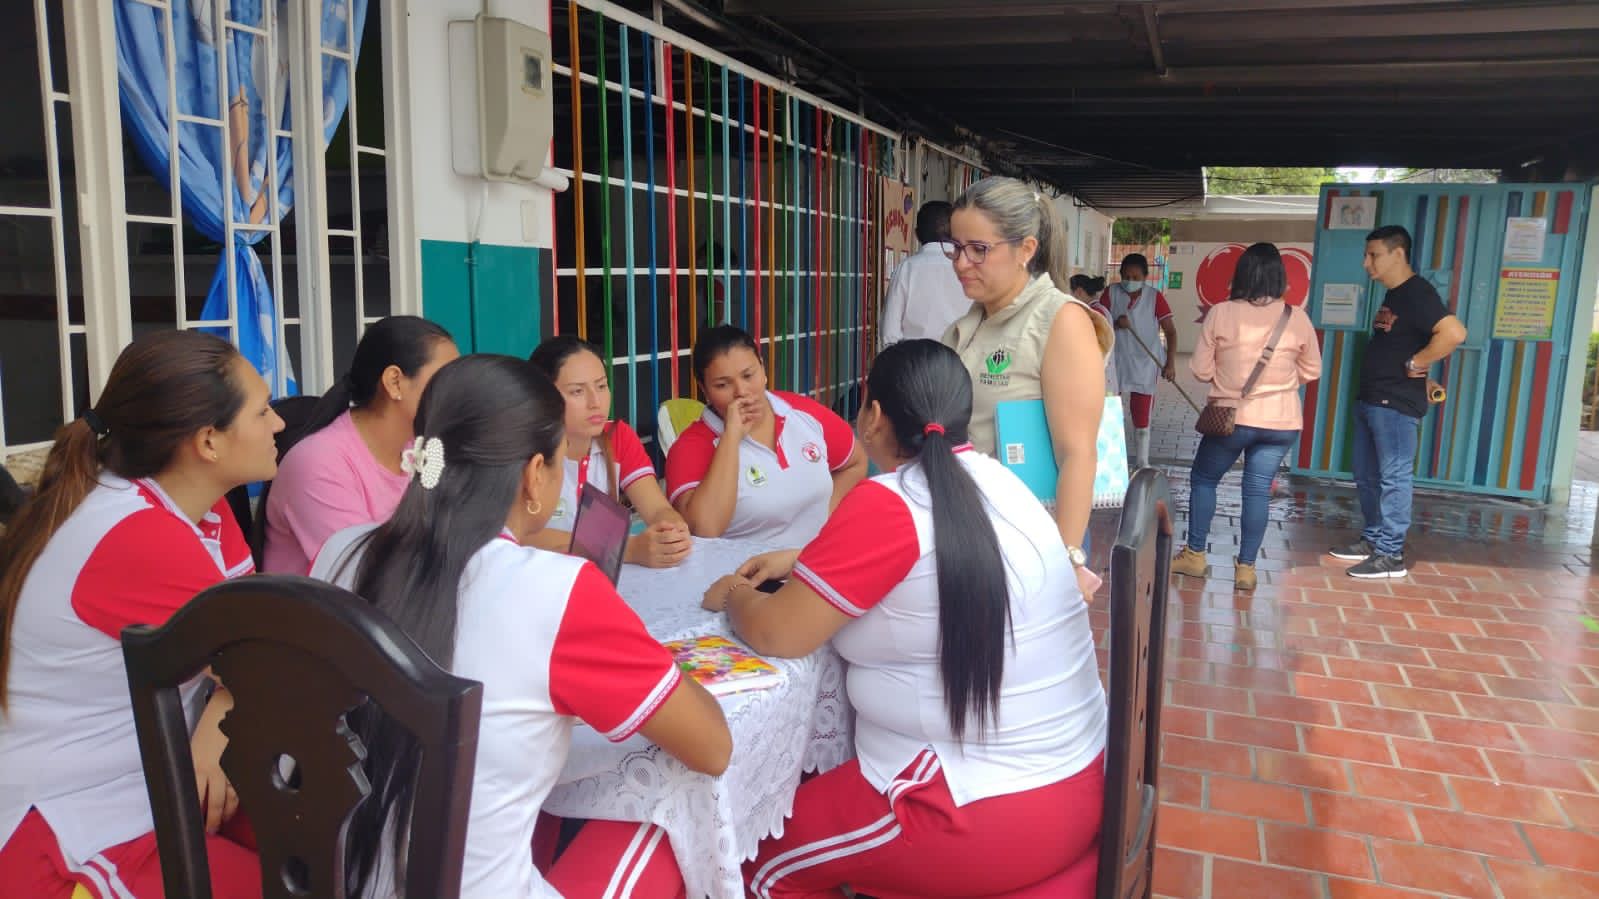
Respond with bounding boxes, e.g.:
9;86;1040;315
923;422;946;437
400;436;446;489
82;409;109;437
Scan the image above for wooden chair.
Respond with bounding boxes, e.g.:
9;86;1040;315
1096;468;1173;899
0;462;26;528
220;394;324;566
122;576;483;898
976;469;1173;899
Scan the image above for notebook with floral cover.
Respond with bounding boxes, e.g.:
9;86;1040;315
663;635;784;697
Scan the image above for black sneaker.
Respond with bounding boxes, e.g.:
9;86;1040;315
1348;553;1407;579
1328;539;1374;562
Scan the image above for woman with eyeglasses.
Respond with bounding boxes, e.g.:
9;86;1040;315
941;177;1114;598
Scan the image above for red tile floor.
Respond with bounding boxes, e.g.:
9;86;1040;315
1080;358;1599;898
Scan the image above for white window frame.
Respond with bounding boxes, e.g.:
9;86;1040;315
36;0;418;421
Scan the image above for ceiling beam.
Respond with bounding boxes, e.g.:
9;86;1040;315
1141;3;1167;77
1159;5;1599;42
866;57;1599;88
723;0;1074;22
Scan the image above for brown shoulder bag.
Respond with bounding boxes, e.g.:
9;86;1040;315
1195;304;1294;438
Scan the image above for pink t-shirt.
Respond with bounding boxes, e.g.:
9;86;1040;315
262;410;411;574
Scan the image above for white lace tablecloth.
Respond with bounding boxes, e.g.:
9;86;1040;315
544;538;854;899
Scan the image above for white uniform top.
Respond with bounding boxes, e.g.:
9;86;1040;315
544;420;656;532
0;476;253;865
665;390;856;547
311;526;680;899
879;242;974;347
791;448;1107;807
1104;283;1174;395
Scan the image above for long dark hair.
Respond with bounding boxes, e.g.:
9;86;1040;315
529;335;617;501
867;339;1011;741
282;316;452;457
1229;242;1288;304
0;330;245;710
340;354;565;894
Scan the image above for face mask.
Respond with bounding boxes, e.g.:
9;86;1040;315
1122;280;1144;294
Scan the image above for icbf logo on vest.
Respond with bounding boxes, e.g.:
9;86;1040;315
980;346;1013;387
801;442;823;463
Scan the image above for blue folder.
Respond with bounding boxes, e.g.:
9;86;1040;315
995;399;1058;503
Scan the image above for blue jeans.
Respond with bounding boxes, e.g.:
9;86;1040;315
1352;401;1421;557
1186;426;1299;565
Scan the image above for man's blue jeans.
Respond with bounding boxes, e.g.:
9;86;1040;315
1352;401;1422;557
1185;426;1299;565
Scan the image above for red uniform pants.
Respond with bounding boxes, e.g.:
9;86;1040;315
0;808;261;899
1128;392;1154;429
745;750;1105;899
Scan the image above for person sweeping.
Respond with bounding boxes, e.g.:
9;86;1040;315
1100;253;1179;468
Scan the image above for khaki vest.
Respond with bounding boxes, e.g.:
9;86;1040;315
943;274;1114;456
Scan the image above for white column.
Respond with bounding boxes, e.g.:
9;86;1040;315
62;0;133;399
382;0;421;316
288;0;337;392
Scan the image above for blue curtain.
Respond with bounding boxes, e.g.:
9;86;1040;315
115;0;369;396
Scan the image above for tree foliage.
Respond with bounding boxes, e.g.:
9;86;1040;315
1204;166;1342;195
1112;218;1171;245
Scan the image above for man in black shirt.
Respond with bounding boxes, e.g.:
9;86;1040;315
1328;226;1467;579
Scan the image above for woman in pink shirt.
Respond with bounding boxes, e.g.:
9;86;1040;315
261;316;458;573
1173;243;1322;591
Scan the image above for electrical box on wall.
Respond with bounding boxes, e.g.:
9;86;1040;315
448;16;553;183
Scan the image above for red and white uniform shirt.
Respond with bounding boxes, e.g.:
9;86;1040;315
0;476;253;866
546;420;656;532
665;390;855;547
792;450;1107;807
311;526;681;898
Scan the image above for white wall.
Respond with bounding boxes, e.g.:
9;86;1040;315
1164;241;1316;353
404;0;553;251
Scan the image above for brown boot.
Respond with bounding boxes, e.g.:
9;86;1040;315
1235;561;1257;592
1172;547;1209;579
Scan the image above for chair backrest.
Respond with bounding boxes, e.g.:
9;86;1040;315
1096;468;1172;899
241;394;335;565
122;576;483;899
0;462;27;527
657;398;706;456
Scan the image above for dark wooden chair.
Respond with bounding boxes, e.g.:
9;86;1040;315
1096;468;1173;899
222;394;323;566
122;575;482;899
0;462;26;527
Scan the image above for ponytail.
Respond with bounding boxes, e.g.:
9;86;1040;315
866;339;1010;741
919;425;1011;741
1032;191;1072;294
281;375;355;459
0;330;245;711
282;316;453;458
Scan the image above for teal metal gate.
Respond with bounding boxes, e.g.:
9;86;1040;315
1293;182;1592;501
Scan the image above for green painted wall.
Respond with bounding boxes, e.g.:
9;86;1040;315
419;239;545;356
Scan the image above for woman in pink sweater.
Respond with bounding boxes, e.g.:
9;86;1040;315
1173;243;1321;591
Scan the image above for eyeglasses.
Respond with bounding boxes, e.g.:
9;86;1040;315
941;238;1023;265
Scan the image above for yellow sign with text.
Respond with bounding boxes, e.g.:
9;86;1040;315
1492;268;1559;341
